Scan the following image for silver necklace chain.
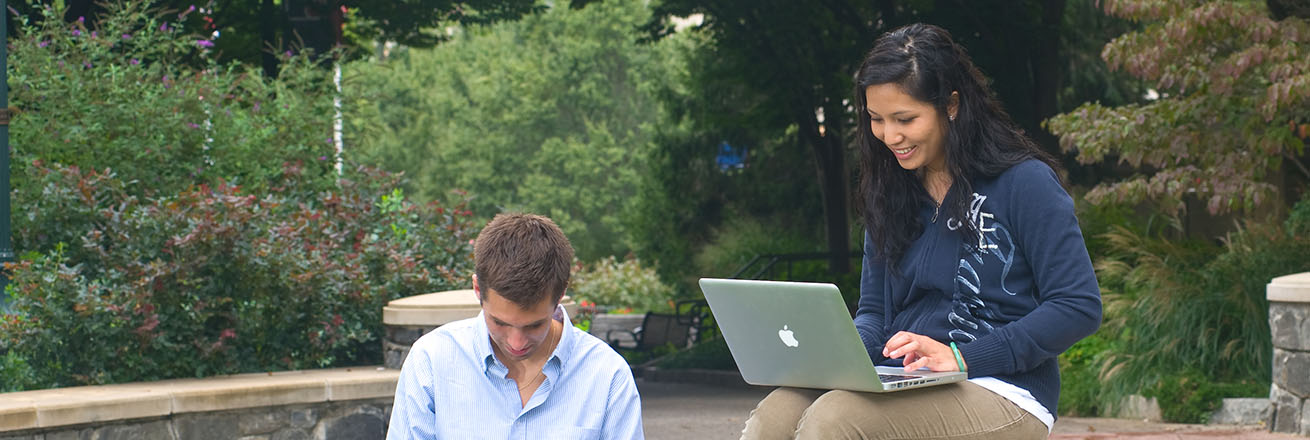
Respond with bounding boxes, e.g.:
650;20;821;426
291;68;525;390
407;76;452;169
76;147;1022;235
517;369;544;391
514;326;558;391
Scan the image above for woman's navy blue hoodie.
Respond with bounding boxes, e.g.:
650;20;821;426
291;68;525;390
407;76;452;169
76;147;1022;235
855;159;1103;416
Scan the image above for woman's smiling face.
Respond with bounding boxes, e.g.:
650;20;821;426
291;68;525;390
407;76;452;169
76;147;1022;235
864;83;950;175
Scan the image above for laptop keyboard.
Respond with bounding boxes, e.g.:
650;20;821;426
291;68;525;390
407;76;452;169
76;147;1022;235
878;373;923;382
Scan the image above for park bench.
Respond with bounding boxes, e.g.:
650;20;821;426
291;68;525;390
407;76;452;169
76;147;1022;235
597;300;712;352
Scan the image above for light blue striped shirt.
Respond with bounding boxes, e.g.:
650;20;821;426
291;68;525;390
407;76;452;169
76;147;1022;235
386;306;643;440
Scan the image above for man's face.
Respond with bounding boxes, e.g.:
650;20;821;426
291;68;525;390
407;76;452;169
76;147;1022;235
478;283;557;362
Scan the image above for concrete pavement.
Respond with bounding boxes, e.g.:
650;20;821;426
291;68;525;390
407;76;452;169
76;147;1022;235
638;379;1299;440
1051;417;1295;439
639;379;770;440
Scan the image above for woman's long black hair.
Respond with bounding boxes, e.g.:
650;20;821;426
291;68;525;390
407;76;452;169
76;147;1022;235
855;23;1058;266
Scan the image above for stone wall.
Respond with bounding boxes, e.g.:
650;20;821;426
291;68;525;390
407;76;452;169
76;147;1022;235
384;324;438;370
0;398;391;440
1270;299;1310;435
0;368;399;440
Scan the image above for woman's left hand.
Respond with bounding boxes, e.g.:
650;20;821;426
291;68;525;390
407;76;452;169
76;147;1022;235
882;331;965;373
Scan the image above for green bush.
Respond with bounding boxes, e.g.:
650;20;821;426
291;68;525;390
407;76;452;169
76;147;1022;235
1070;187;1150;261
1058;333;1113;416
0;2;482;392
0;350;38;393
1083;194;1310;420
0;161;476;391
691;215;823;280
9;2;339;200
1145;369;1267;423
688;215;860;305
570;256;675;313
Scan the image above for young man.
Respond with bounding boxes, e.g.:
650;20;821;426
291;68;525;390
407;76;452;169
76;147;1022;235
387;213;643;439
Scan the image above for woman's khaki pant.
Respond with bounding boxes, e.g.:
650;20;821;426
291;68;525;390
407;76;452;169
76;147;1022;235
740;382;1049;439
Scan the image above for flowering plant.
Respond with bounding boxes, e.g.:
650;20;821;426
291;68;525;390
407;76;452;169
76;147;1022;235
2;162;475;389
8;1;340;200
569;257;675;314
0;2;478;391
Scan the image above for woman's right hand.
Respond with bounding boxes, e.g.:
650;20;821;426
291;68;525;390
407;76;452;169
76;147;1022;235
882;331;965;372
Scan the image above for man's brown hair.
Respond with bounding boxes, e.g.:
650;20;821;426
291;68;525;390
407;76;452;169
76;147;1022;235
474;213;574;308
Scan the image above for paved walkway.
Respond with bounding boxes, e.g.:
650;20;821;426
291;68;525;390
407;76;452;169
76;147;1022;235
1052;417;1295;439
638;380;1300;440
639;380;770;439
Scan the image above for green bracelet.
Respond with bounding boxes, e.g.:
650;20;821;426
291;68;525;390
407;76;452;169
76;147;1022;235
950;342;966;373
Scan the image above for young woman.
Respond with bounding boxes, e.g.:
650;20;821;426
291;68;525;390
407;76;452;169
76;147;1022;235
740;23;1102;440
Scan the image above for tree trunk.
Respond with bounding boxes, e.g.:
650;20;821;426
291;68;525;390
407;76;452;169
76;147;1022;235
798;104;852;274
1030;0;1067;154
817;134;851;273
261;0;278;78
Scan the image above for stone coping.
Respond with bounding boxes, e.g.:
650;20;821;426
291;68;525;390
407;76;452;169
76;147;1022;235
1268;272;1310;303
0;366;399;433
382;289;577;326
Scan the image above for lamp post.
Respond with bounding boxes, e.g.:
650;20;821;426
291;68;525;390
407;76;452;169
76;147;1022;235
0;0;14;311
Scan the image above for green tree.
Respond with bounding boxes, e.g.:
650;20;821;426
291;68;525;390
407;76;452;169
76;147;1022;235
346;0;683;261
1046;0;1310;216
626;27;832;288
1044;0;1310;420
20;0;540;74
8;1;339;201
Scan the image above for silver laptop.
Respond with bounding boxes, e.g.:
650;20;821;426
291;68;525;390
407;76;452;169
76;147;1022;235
698;278;966;392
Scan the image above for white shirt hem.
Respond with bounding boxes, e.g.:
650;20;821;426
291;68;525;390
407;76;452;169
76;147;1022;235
968;376;1054;432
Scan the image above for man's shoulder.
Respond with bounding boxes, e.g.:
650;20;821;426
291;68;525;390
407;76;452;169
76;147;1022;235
563;326;632;375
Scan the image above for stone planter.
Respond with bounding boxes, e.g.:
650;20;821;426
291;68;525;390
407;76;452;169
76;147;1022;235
1268;272;1310;435
381;290;576;369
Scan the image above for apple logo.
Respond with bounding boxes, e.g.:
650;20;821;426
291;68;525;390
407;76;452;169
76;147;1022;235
778;325;799;347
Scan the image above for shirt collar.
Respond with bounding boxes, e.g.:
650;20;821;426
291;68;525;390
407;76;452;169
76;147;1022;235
553;304;576;370
476;304;576;375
